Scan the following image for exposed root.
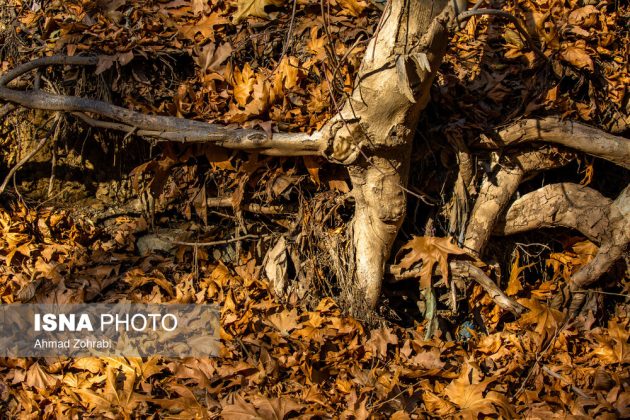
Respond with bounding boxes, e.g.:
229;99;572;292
496;182;629;304
0;56;325;156
494;183;612;244
349;155;409;311
484;117;630;169
571;185;629;289
464;147;573;255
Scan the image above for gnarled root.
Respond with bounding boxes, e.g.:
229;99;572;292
496;183;629;312
464;147;573;255
483;117;630;169
347;153;409;313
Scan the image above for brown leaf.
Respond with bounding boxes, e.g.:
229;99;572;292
395;236;467;289
365;326;398;358
179;13;228;41
560;46;594;71
26;362;59;390
232;0;284;23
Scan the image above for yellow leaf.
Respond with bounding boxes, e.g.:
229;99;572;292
506;250;533;296
517;298;565;343
444;361;514;418
232;63;255;107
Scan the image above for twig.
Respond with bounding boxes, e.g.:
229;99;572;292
170;234;262;247
0;114;61;195
542;365;593;400
386;260;526;316
207;196;294;215
573;289;630;298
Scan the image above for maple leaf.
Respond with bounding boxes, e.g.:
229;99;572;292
25;362;59;390
231;63;256;107
179;13;228;41
221;394;303;419
365;326;398;358
506;250;533;296
232;0;284;23
395;236;467;289
444;361;514;419
590;320;630;365
517;298;565;344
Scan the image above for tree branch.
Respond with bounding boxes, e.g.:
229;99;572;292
0;55;326;156
483;117;630;169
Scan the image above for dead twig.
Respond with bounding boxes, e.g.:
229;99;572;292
0;113;62;195
170;234;262;247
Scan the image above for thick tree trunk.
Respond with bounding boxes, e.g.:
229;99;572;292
320;0;456;310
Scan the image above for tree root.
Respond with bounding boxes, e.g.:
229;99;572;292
483;117;630;169
464;147;573;255
0;56;325;156
496;183;629;302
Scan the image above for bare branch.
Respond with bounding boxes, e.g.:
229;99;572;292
387;261;526;316
0;55;326;156
484;117;630;169
452;261;526;315
207;197;294;215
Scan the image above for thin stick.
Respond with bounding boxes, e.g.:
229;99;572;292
207;196;293;215
0;114;61;195
542;365;593;400
170;234;262;247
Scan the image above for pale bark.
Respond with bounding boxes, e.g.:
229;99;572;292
496;183;629;290
484;117;630;169
463;147;573;255
494;183;612;244
571;185;629;289
321;0;458;311
0;56;325;156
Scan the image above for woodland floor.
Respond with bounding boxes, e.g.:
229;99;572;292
0;0;629;418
